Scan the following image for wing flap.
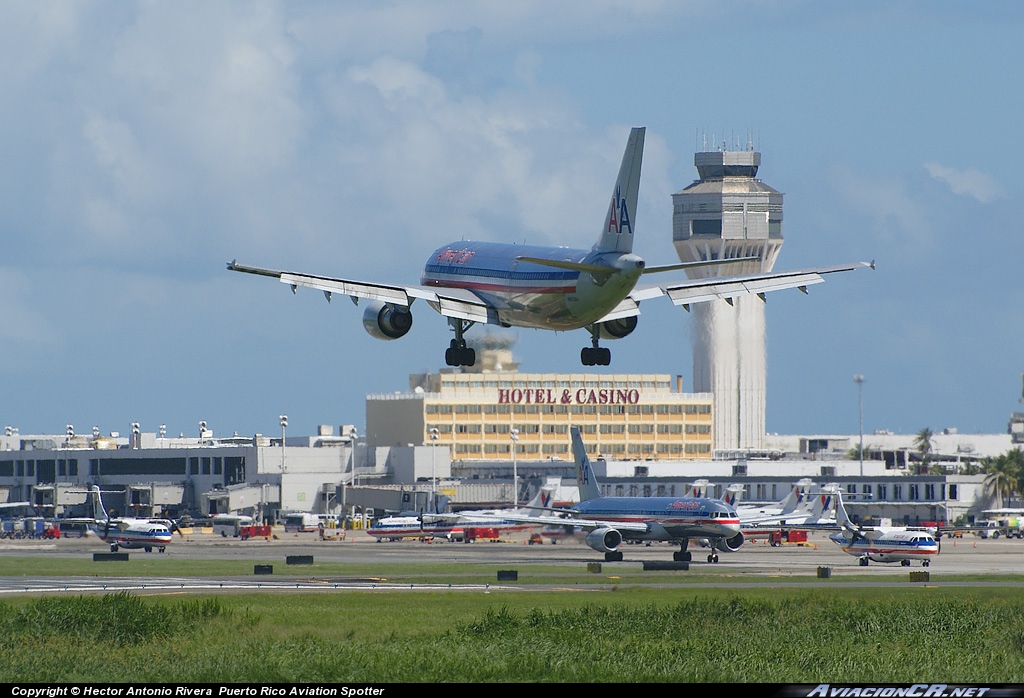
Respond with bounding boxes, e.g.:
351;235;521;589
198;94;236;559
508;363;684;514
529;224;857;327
230;261;501;324
280;273;412;306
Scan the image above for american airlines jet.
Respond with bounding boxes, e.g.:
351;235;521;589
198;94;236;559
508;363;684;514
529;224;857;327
228;127;871;367
480;426;743;563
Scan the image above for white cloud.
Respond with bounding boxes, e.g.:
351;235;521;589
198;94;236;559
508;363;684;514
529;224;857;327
923;161;1005;204
825;162;934;252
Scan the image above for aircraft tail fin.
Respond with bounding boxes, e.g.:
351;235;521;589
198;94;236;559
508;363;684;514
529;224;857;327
723;484;743;507
834;490;853;530
89;485;108;522
777;478;814;515
570;426;602;502
688;478;710;498
594;127;645;254
520;480;558;512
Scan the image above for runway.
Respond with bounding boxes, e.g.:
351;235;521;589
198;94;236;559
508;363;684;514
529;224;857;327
0;530;1019;596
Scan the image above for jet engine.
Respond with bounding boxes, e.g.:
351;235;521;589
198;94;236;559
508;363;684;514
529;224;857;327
584;527;623;553
715;532;745;553
596;316;638;340
362;301;413;340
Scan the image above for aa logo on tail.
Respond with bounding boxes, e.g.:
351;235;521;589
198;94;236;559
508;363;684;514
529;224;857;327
606;185;632;236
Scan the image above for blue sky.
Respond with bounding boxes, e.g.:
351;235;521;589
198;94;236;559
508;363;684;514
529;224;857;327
2;2;1022;441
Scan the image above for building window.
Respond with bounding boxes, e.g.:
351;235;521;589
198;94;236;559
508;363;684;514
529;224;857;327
878;484;887;501
949;484;958;500
692;220;722;235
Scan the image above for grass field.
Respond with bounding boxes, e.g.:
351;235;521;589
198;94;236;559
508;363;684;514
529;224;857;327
2;557;1024;683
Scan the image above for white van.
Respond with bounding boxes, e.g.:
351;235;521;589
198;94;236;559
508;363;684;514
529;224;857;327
283;512;325;533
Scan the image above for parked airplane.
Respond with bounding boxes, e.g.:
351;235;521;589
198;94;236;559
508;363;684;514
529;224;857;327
228;127;871;367
82;486;178;553
828;491;939;567
367;484;556;542
739;481;840;531
482;426;744;563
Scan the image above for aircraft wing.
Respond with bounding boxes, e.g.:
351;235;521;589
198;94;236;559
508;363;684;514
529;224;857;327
227;262;500;325
459;510;651;533
599;261;873;321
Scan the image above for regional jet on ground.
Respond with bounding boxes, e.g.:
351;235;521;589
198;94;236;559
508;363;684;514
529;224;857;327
228;127;871;367
828;492;939;567
482;426;744;563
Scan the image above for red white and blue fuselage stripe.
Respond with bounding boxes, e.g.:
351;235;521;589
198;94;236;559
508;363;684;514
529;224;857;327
573;497;742;541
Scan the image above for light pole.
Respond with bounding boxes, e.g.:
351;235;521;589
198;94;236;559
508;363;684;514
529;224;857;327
279;415;288;474
348;426;358;487
853;374;865;477
429;427;439;497
510;427;519;507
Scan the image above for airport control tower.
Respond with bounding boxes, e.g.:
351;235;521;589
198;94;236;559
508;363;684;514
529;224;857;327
672;146;783;452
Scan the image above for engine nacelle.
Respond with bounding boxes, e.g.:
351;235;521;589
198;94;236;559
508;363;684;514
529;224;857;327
584;527;622;553
362;300;413;340
596;316;638;340
715;532;745;553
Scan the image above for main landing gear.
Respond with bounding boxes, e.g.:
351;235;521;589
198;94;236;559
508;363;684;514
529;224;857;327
445;319;476;367
581;325;611;366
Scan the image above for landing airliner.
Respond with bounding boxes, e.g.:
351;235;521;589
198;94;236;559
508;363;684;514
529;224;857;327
829;491;939;567
228;127;871;367
483;426;744;563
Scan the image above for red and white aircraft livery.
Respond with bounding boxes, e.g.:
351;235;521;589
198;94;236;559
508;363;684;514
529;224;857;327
229;127;870;368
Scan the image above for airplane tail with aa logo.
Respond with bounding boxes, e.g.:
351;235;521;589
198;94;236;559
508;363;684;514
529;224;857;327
594;127;644;255
570;426;602;502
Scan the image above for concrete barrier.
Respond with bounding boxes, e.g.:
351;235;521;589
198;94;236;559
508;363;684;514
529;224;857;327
642;561;690;571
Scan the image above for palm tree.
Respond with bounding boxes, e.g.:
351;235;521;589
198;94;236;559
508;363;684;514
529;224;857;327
913;427;934;474
982;452;1020;508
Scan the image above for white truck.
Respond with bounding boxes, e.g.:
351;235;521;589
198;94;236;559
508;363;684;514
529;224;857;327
975;518;1024;539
